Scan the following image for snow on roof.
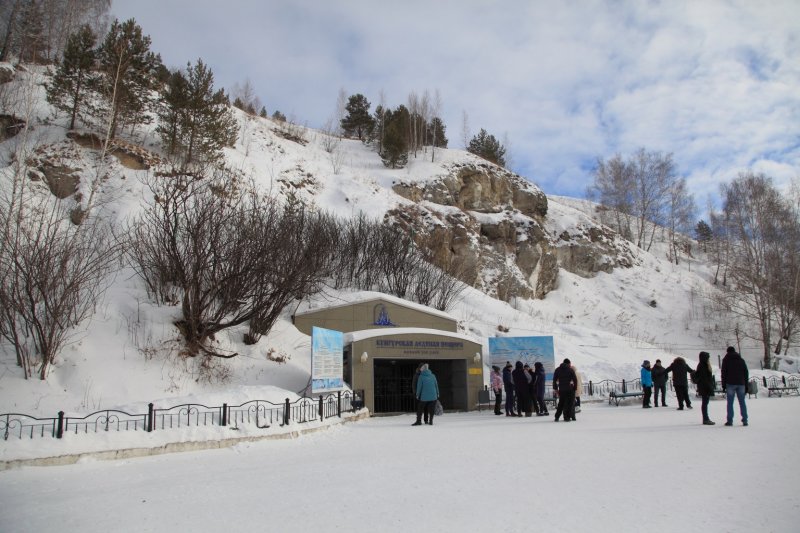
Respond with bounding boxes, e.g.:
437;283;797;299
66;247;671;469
344;327;480;345
295;291;456;322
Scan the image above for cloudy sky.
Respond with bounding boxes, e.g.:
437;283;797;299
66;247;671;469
111;0;799;204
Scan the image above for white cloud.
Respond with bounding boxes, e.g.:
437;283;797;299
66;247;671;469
112;0;800;204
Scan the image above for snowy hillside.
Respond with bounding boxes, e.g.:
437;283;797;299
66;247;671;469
0;63;795;422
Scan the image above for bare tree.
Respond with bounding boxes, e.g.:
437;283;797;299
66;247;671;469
720;171;793;369
460;109;470;150
587;154;634;240
128;171;338;355
666;177;696;264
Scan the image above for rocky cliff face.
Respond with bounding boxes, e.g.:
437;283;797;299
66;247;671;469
390;162;637;300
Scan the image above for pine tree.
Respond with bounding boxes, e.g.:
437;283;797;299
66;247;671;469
156;59;237;169
380;107;409;169
46;24;96;130
94;18;160;139
340;93;374;140
272;110;286;122
695;219;713;252
468;128;506;167
427;117;448;148
259;106;267;118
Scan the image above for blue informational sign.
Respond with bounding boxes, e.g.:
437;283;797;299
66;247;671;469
488;336;556;379
311;327;344;393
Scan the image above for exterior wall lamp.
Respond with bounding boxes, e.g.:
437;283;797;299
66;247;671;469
361;352;369;363
474;352;481;364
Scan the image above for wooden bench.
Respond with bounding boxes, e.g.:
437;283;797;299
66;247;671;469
608;390;643;406
768;386;799;397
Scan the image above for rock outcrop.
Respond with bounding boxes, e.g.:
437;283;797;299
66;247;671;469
390;162;636;301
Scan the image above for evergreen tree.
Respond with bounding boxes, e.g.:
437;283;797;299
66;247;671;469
94;18;160;139
156;59;237;168
46;25;96;130
272;110;286;122
468;128;506;167
427;117;448;148
340;93;374;140
695;219;713;252
156;68;188;158
380;107;409;169
259;106;267;118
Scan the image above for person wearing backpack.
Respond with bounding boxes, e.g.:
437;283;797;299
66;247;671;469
694;351;716;425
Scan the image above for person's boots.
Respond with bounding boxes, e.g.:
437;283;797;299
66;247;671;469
703;419;715;425
412;418;422;426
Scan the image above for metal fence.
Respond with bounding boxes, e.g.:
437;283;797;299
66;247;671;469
2;390;365;441
480;374;800;405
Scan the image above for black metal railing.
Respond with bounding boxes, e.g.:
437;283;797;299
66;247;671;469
482;374;799;404
1;390;364;441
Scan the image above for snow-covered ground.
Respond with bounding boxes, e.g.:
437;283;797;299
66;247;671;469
1;64;797;475
2;396;797;533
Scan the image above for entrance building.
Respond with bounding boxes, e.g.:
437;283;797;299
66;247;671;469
293;295;483;414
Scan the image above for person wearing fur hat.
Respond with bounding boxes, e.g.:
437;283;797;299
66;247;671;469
641;360;653;408
694;351;716;425
665;357;694;410
721;346;749;426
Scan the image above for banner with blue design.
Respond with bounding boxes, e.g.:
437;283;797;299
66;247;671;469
311;326;344;393
488;336;556;379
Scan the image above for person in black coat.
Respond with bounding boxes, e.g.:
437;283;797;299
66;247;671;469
553;358;578;422
502;362;516;416
533;362;549;416
694;351;716;425
512;361;532;417
665;357;694;410
721;346;749;426
651;359;668;407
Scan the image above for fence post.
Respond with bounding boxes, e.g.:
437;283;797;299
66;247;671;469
147;403;154;432
622;379;627;393
319;396;324;420
221;403;228;427
56;411;64;439
589;381;593;396
337;391;342;417
284;398;290;425
782;375;787;386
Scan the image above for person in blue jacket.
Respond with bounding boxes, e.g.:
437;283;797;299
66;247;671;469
641;360;653;408
412;363;440;426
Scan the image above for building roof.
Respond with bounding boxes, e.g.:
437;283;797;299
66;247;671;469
345;327;480;345
295;291;456;322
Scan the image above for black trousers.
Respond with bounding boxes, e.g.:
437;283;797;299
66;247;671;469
415;399;429;423
555;390;575;420
494;389;502;414
675;385;692;408
654;384;667;405
643;386;652;407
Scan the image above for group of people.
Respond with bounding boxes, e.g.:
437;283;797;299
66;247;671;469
640;347;750;426
490;359;583;422
414;345;750;428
